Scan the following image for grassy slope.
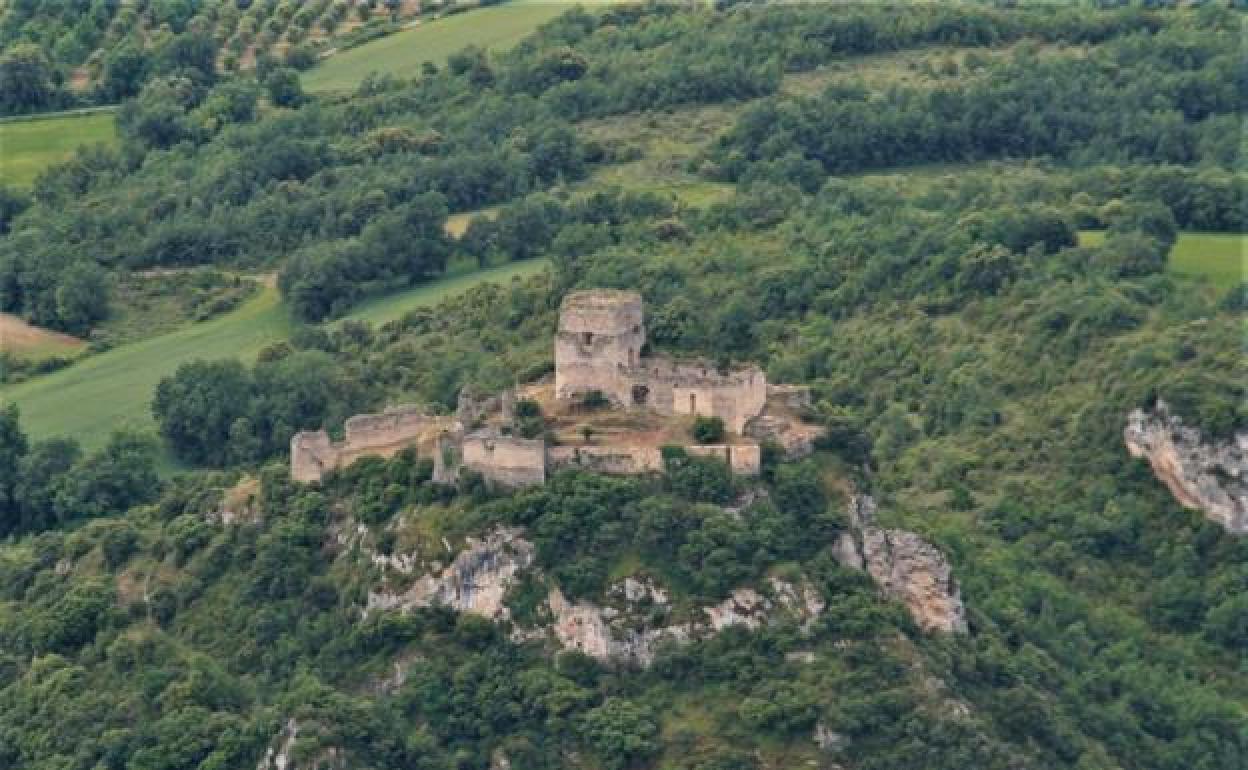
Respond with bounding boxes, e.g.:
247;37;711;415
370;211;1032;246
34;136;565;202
303;1;569;92
1079;230;1245;289
0;109;116;187
1;259;549;451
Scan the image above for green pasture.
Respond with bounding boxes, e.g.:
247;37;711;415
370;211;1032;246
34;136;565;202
303;1;570;92
1;259;549;454
0;109;116;187
1079;230;1244;289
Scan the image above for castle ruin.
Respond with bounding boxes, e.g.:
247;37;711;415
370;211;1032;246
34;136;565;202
555;290;767;433
291;289;820;486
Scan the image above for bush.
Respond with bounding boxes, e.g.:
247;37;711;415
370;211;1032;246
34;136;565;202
692;415;725;443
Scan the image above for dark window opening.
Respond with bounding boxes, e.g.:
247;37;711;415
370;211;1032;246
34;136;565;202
582;332;593;345
632;385;650;406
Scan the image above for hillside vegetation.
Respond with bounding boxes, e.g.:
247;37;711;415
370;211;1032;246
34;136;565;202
0;109;117;187
303;0;571;92
0;4;1244;770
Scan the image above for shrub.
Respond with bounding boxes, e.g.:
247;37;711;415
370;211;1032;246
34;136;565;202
692;415;725;443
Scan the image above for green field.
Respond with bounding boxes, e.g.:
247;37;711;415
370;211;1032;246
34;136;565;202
1;259;549;453
303;1;570;92
1079;230;1245;289
0;109;116;187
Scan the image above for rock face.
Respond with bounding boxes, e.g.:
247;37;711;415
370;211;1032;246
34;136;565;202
834;496;968;634
366;530;824;667
366;529;534;620
545;577;823;667
1124;401;1247;534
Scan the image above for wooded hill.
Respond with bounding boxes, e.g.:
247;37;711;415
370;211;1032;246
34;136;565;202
0;3;1244;769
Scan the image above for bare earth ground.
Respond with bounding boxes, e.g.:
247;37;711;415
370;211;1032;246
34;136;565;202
0;313;85;359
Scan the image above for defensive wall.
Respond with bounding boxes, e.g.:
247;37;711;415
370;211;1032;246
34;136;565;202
292;290;812;487
291;406;451;483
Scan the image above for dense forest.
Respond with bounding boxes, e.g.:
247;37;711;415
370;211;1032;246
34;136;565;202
0;2;1245;769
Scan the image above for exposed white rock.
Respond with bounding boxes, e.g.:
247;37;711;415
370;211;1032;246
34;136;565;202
1125;401;1247;534
542;577;823;667
364;529;825;666
861;527;967;634
814;721;847;753
257;719;298;770
366;528;534;620
835;495;968;634
546;586;691;666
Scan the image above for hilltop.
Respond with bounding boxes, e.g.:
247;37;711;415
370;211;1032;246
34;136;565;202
0;4;1244;770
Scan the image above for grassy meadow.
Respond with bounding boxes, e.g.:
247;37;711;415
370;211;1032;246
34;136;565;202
0;109;116;187
303;1;569;92
1;259;549;454
1079;230;1244;289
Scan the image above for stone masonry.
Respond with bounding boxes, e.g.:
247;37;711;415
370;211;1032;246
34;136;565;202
291;289;819;486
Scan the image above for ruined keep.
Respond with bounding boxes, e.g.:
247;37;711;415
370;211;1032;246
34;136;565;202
555;290;767;433
292;289;820;487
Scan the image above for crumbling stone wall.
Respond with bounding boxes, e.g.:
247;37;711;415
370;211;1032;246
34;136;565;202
555;290;644;405
555;290;769;432
547;445;665;475
461;431;546;488
686;444;761;476
290;405;449;483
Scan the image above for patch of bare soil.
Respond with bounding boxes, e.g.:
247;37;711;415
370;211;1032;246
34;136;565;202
0;313;85;356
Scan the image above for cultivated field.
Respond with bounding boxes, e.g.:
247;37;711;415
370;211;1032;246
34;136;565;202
1079;230;1245;290
303;1;569;92
0;109;116;187
1;260;548;453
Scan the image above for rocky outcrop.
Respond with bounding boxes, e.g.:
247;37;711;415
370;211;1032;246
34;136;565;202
256;719;346;770
365;530;825;667
1124;401;1247;534
366;529;534;620
834;496;967;634
545;577;823;667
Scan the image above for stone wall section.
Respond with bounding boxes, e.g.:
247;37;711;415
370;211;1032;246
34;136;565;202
686;444;761;476
291;406;451;483
461;431;547;488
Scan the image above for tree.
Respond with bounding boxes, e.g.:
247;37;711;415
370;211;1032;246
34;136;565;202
0;185;30;235
152;360;255;465
118;77;194;149
13;438;80;535
264;67;304;107
54;261;111;335
578;698;659;770
53;431;160;521
0;404;28;527
98;42;150;102
692;415;725;444
0;44;61;115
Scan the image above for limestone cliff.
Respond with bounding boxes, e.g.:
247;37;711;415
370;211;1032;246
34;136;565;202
543;576;823;667
1124;401;1247;534
367;529;825;667
834;496;968;634
366;529;534;620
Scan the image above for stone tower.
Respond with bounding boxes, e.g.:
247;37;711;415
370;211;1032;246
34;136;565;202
555;289;645;405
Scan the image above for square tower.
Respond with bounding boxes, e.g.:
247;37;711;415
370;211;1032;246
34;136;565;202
555;290;645;404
